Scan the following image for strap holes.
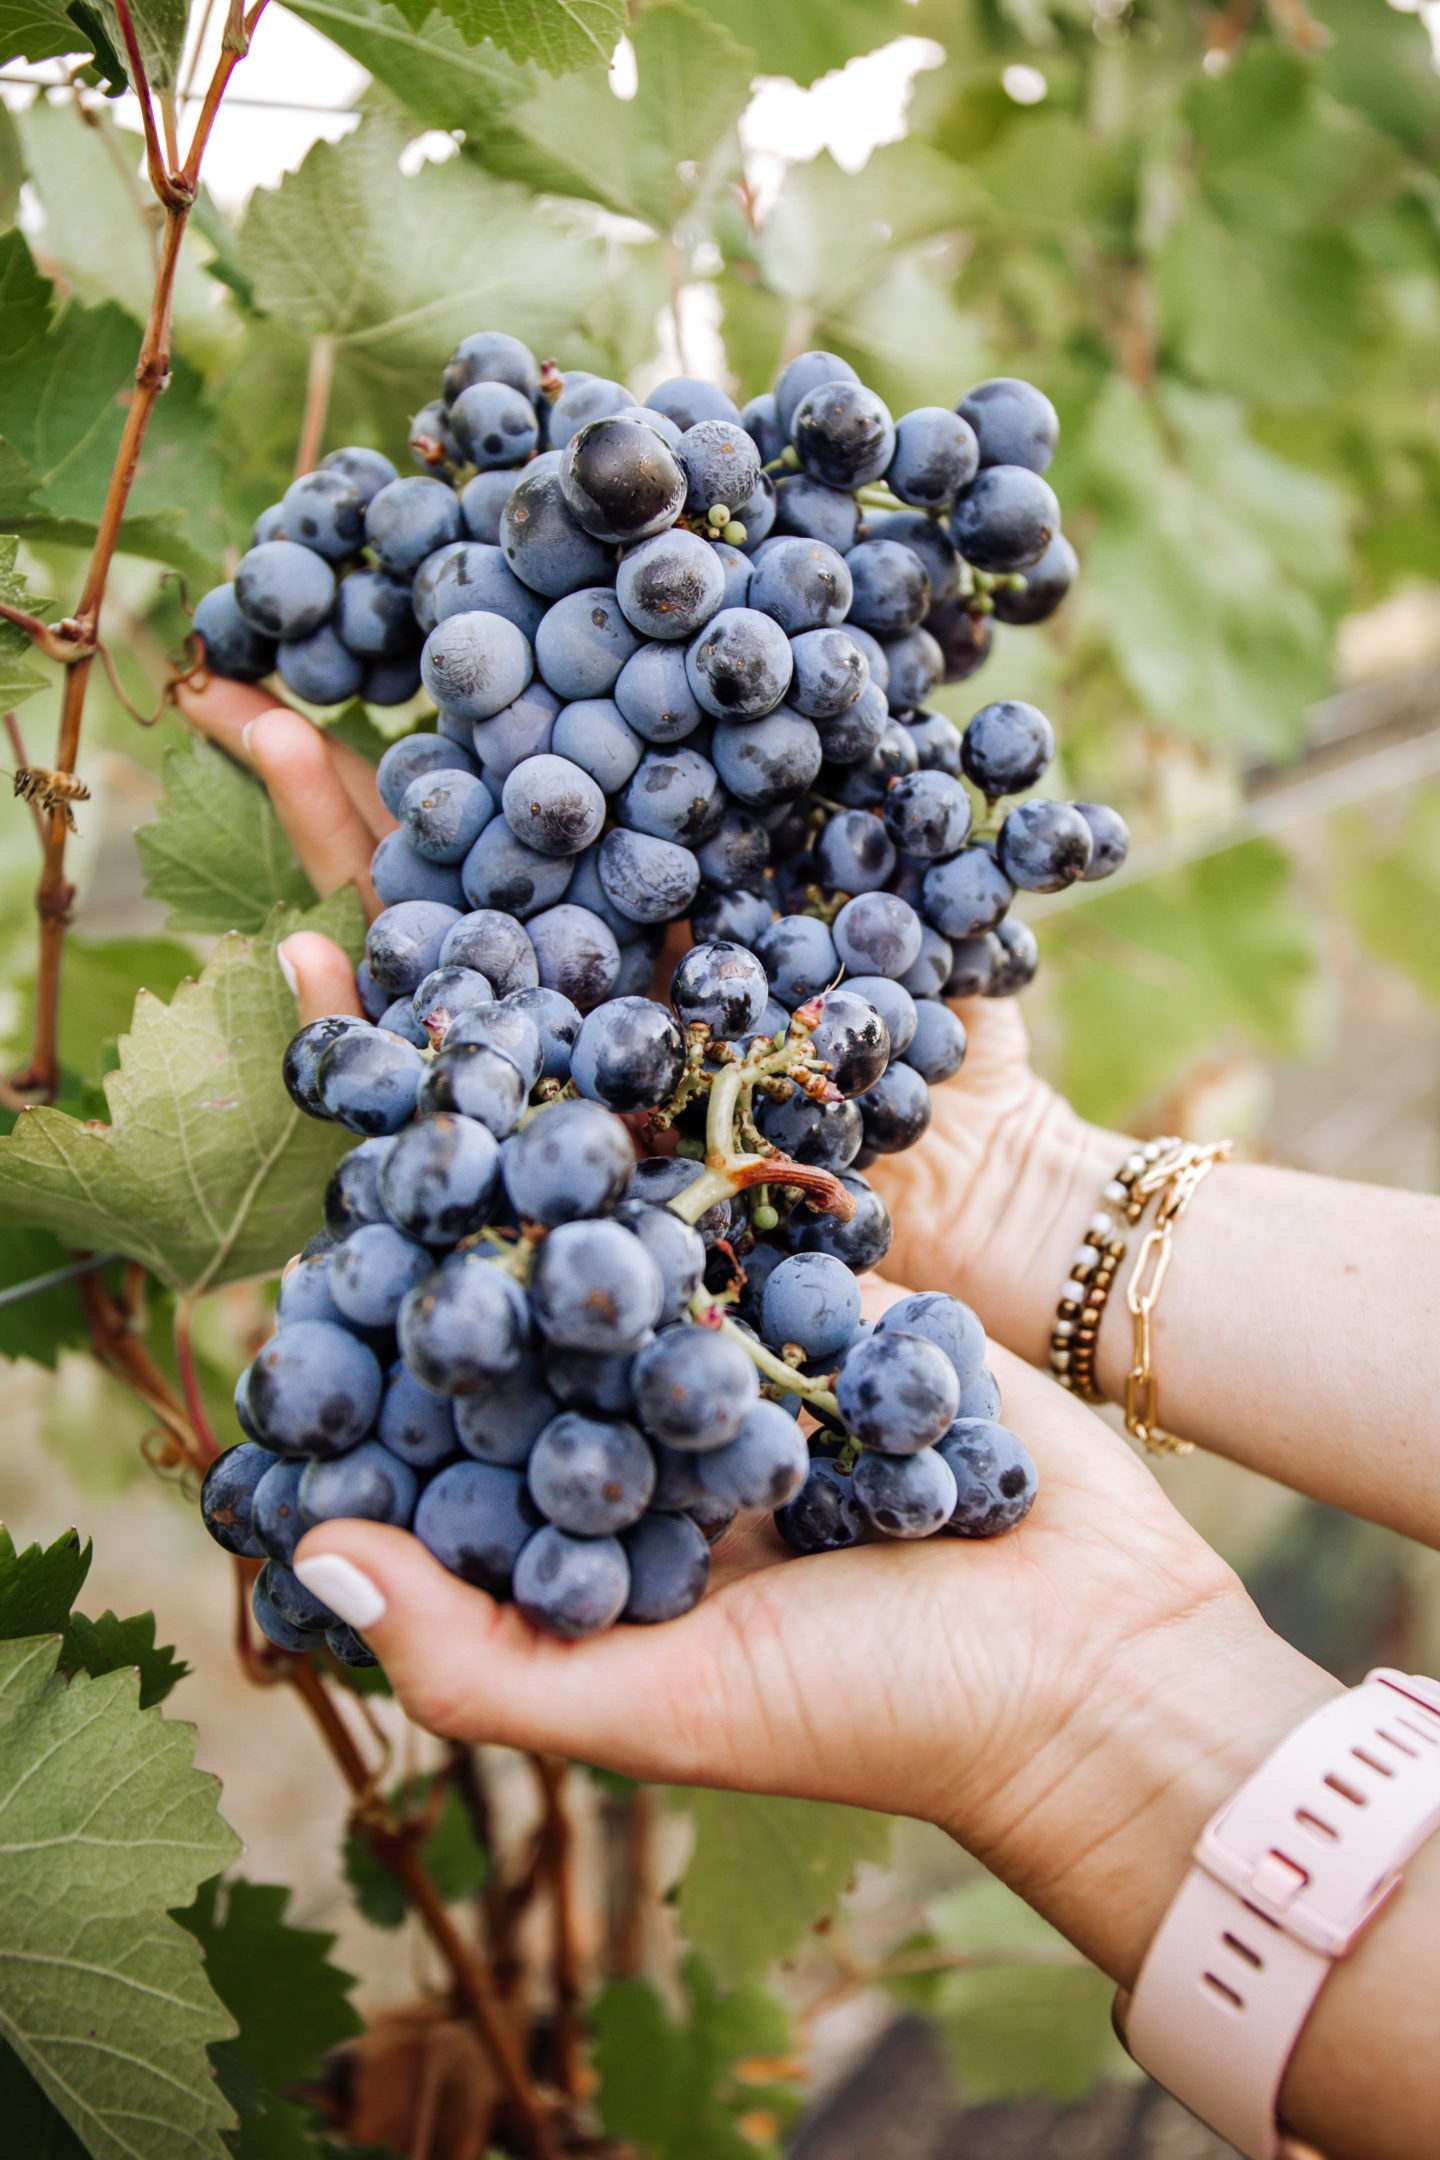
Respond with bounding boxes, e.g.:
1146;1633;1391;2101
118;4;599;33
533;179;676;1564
1202;1972;1244;2010
1351;1746;1393;1778
1396;1715;1439;1748
1294;1807;1338;1843
1221;1932;1263;1970
1376;1727;1419;1760
1323;1773;1367;1806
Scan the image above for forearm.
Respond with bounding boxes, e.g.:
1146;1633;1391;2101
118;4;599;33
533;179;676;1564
944;1604;1439;2160
882;1082;1440;1547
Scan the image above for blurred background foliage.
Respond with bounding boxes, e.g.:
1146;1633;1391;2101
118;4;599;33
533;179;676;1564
3;0;1440;2144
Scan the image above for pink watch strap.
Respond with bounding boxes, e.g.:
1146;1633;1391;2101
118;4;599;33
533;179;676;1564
1122;1670;1440;2160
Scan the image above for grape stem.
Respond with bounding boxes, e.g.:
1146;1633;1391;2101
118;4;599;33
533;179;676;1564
690;1285;841;1420
667;1038;856;1226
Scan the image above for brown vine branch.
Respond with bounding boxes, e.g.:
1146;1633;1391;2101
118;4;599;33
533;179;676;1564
4;713;47;847
532;1756;583;2103
0;600;94;665
77;1267;208;1473
601;1784;653;1979
174;1292;221;1466
295;333;337;478
110;0;188;209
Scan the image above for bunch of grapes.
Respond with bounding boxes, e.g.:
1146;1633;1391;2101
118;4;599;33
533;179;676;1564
198;334;1125;1647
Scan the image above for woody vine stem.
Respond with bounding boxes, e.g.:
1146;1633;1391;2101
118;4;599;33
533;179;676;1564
8;0;270;1101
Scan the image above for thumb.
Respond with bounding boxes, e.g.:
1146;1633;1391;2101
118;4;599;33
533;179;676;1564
278;931;364;1024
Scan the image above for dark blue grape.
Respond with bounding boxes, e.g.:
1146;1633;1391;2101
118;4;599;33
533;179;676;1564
773;473;859;553
785;1168;892;1270
629;1157;732;1249
865;510;961;610
412;542;468;634
503;1099;635;1225
921;846;1014;939
428;543;549;640
792;380;895;488
366;900;464;998
761;1252;861;1361
614;640;706;745
961;700;1054;800
415;1459;543;1594
815;809;894;895
453;1353;557;1466
670;939;768;1038
335;568;419;658
535;585;643;700
421;611;533;723
957;1365;1003;1421
734;469;776;548
647;377;741;431
526;902;621;1010
775;1457;863;1552
449;380;538;468
283;1015;369;1115
696;1399;809;1511
531;1219;664;1353
378;736;478;818
200;1441;275;1557
942;934;999;999
632;1325;758;1449
753;915;838;1009
322;445;397;504
693;808;769;891
882;771;972;862
234;540;335;640
886;406;980;508
498;753;604;858
367;477;463;576
597;828;699;926
501;468;615;597
548;373;637;447
410;398;462;471
621;1513;710;1623
747;539;851;635
857;1061;932;1153
252;1563;325;1649
684;605;795;719
612;1199;705;1325
852;1445;957;1538
951;465;1060;574
440;908;539;996
372;832;466;909
436;998;544;1085
251;1458;308;1565
411;965;494;1044
755;1087;861;1171
472;679;561;782
461;817;574;919
711;541;753;608
505;986;582;1079
330;1221;432;1327
898;925;954;1001
835;1329;958;1454
399;1254;531;1393
788;628;867;721
903;1000;967;1083
459;469;515;545
193;583;276;681
546;1343;646;1417
741;389;786;462
299;1441;418;1527
528;1411;655;1534
690;885;774;947
378;1361;459;1468
993;530;1077;624
986;917;1040;997
616;529;726;641
804;986;889;1096
617;747;726;848
879;1291;984;1394
326;1622;379;1667
815;677;888;766
379;1113;501;1244
356;962;389;1019
325;1136;388;1238
1075;802;1129;880
997;800;1093;892
678;419;761;518
417;1042;526;1136
711;707;820;811
315;1027;426;1136
957;376;1059;474
514;1524;629;1637
252;504;285;543
906;710;962;778
558;415;686;544
832;715;919;808
550;695;645;793
282;469;365;561
927;599;994;684
443;330;540;407
377;995;427;1048
571;994;685;1111
833;892;923;979
938;1418;1038;1536
879;628;943;713
249;1319;382;1457
401;770;495;865
844;540;929;636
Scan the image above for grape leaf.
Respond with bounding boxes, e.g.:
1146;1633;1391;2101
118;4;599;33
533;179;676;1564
0;1633;239;2160
0;0;83;71
0;104;24;230
0;1226;95;1370
342;1772;488;1927
235;116;604;378
685;0;910;84
0;2039;92;2160
285;0;535;137
674;1791;891;1984
479;0;755;230
757;141;983;313
887;1876;1135;2104
60;1609;190;1709
593;1952;796;2160
0;228;54;356
138;737;317;934
6;936;201;1084
1333;784;1440;1009
0;533;50;711
97;0;188;94
0;891;366;1294
0;1525;92;1638
429;0;624;75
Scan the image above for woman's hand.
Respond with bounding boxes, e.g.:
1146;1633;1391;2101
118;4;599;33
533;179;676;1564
296;1348;1332;1988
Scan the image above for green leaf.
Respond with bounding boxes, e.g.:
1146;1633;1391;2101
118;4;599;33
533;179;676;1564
756;142;982;313
0;1525;92;1638
174;1875;364;2145
1074;377;1349;755
0;0;86;72
480;0;755;229
0;1227;95;1370
675;1791;891;1984
342;1773;488;1928
0;228;53;357
0;891;366;1294
59;1608;190;1709
1333;784;1440;1008
429;0;624;75
67;1;129;92
235;116;605;377
6;935;201;1085
0;1633;240;2160
0;2038;92;2160
0;532;50;711
1041;838;1318;1126
0;103;24;229
97;0;188;94
901;1876;1135;2104
138;737;317;934
286;0;534;137
683;0;909;84
593;1952;796;2160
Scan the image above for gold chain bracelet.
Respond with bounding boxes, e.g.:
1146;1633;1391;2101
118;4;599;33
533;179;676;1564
1050;1137;1231;1456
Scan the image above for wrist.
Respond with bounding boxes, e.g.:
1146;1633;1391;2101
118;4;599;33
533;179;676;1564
935;1587;1340;1985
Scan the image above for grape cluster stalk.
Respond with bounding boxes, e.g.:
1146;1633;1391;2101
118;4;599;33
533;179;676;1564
198;338;1129;1640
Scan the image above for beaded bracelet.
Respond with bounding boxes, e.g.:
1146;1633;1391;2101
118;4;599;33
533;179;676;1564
1049;1137;1185;1404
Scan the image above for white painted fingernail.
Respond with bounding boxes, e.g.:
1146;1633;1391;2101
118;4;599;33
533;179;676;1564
241;719;258;754
295;1553;387;1629
276;938;300;997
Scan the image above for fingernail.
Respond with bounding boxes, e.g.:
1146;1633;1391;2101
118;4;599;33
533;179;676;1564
241;719;258;754
295;1553;387;1629
276;938;300;997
